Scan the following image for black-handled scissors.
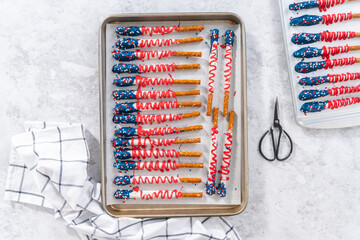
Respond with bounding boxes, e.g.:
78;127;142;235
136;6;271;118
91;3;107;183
258;97;293;161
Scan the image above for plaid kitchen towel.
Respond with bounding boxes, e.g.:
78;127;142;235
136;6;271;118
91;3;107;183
4;121;241;240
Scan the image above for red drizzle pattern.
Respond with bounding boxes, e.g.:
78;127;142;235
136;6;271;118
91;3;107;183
223;45;233;91
327;97;360;110
137;126;180;136
321;12;352;25
141;26;178;36
135;88;176;100
320;31;355;42
136;160;179;172
207;126;219;182
135;76;174;87
132;176;179;184
208;43;218;93
322;45;349;59
132;148;179;159
325;57;357;70
136;101;179;111
135;50;174;60
328;72;360;83
135;113;182;125
131;137;175;147
139;64;176;73
140;189;182;200
219;131;233;181
328;86;360;96
318;0;346;12
139;38;178;48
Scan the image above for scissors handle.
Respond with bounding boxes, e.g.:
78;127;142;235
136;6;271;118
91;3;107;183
276;129;293;161
258;129;276;161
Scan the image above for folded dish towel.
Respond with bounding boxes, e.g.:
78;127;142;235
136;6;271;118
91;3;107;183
4;121;241;240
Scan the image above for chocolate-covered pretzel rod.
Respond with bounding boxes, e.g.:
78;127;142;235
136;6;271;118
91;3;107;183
112;89;200;100
298;72;360;86
112;136;201;148
113;75;200;87
300;97;360;113
114;188;203;200
293;44;360;59
295;57;359;73
116;25;204;36
289;0;348;12
115;37;204;50
112;49;202;62
112;63;200;74
114;148;202;160
114;175;201;186
114;125;203;137
206;29;219;116
112;112;200;125
299;86;360;100
113;160;203;172
291;31;360;45
114;101;201;114
205;108;219;195
290;12;360;26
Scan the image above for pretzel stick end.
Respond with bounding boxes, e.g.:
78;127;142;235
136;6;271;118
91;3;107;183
181;192;203;198
174;138;201;144
206;93;213;116
213;107;219;127
178;163;204;168
179;177;202;183
228;111;235;131
178;102;202;108
177;37;204;44
173;51;202;57
177;25;204;32
349;45;360;51
223;91;230;117
181;112;201;119
173;79;201;85
175;90;200;96
175;64;200;70
179;151;202;157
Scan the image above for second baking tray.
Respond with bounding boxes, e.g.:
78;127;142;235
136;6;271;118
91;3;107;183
99;12;248;217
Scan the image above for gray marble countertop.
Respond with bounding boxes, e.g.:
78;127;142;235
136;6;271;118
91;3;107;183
1;0;360;239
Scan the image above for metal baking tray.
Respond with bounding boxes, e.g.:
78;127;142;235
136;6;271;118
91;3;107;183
99;12;248;217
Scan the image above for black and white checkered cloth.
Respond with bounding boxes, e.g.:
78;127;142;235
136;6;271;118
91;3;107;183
5;122;241;240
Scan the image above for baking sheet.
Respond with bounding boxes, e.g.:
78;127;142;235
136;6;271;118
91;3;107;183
279;0;360;128
104;20;242;205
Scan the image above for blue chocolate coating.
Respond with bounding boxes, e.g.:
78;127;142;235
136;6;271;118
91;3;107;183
291;33;321;45
113;114;137;124
298;75;329;86
300;101;328;112
299;89;329;100
114;189;133;199
114;150;132;160
295;60;326;73
218;182;226;197
115;127;138;137
205;181;216;195
114;175;133;186
113;76;136;87
224;30;234;46
210;29;219;53
116;26;142;36
293;46;323;58
112;64;139;74
113;90;137;100
113;161;136;170
115;102;138;113
115;38;140;49
112;50;139;62
289;0;319;11
290;15;323;26
112;137;132;148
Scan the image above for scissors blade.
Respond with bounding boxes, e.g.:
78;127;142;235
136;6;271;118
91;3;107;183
273;97;279;126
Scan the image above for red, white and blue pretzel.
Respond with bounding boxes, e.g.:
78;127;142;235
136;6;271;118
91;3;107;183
112;49;201;62
112;112;200;125
112;89;200;100
114;101;201;114
111;136;200;148
295;57;359;73
113;160;203;172
206;29;219;116
300;97;360;113
114;148;202;160
289;0;347;12
222;30;235;117
299;86;360;101
293;44;360;59
115;37;203;50
290;12;360;26
114;187;202;200
115;25;204;37
114;125;203;137
112;63;200;74
113;175;201;186
291;31;359;45
113;75;200;87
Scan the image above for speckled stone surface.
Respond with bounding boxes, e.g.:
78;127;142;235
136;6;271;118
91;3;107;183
1;0;360;239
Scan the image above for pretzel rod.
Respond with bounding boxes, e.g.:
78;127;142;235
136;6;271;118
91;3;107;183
289;0;348;12
112;50;202;62
114;148;202;160
301;97;360;113
114;125;203;137
115;37;204;50
114;188;203;200
298;72;360;86
112;63;200;74
113;175;202;186
112;136;201;148
299;86;360;101
112;112;200;125
291;31;359;45
113;75;200;87
293;44;360;59
205;108;219;195
295;57;358;73
114;101;201;113
218;111;235;197
290;12;357;26
206;29;219;116
112;89;200;100
113;160;203;171
222;30;235;117
115;25;204;36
